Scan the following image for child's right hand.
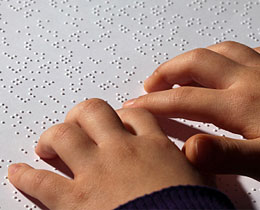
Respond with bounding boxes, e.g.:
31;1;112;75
124;41;260;180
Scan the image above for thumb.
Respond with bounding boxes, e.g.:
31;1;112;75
183;134;260;181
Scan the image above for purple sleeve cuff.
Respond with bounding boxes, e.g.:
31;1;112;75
115;185;235;209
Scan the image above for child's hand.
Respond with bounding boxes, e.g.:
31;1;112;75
124;41;260;180
8;99;207;210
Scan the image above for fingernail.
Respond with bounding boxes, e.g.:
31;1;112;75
8;164;21;175
123;98;136;107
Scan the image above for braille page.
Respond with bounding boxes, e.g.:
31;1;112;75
0;1;260;209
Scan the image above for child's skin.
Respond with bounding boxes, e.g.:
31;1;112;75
8;41;260;209
8;100;207;210
124;41;260;180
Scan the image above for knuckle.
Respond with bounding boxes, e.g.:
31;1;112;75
188;48;209;63
116;142;138;160
78;98;107;113
218;41;239;49
156;61;169;73
70;185;90;205
154;136;172;148
169;87;192;102
52;123;73;142
213;41;240;53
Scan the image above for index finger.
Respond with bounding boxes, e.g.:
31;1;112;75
144;48;242;92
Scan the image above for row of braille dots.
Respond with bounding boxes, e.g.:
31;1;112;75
103;3;116;13
208;4;228;16
110;57;130;70
49;0;58;8
34;118;57;132
3;52;17;61
20;148;28;155
185;18;202;27
1;37;9;46
38;62;59;74
48;95;61;104
167;14;183;25
92;4;102;16
150;5;167;16
118;7;130;17
0;159;3;169
119;25;130;34
165;0;174;7
122;70;135;84
24;8;40;18
60;54;72;65
11;75;29;86
197;26;234;38
133;1;145;9
8;0;36;12
155;17;166;29
135;45;148;56
88;57;102;65
0;81;14;94
0;105;6;128
243;1;260;15
99;80;119;91
187;0;207;11
28;84;46;99
15;25;31;36
176;119;228;135
105;43;117;55
132;13;148;25
69;82;84;94
0;103;8;114
24;39;34;51
11;111;33;135
247;187;260;204
65;66;82;79
99;31;111;40
196;20;234;37
95;18;113;29
12;190;39;208
2;173;9;187
0;159;12;170
84;71;98;83
116;93;129;103
132;30;151;42
14;94;31;104
248;32;259;42
151;35;164;47
167;26;179;42
241;17;254;29
42;116;60;128
152;52;169;65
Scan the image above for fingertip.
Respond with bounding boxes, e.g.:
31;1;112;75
144;77;153;93
184;134;216;169
35;143;57;159
123;98;136;107
8;163;32;186
8;163;23;177
183;136;199;164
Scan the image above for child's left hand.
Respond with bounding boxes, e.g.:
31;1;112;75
8;99;207;210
